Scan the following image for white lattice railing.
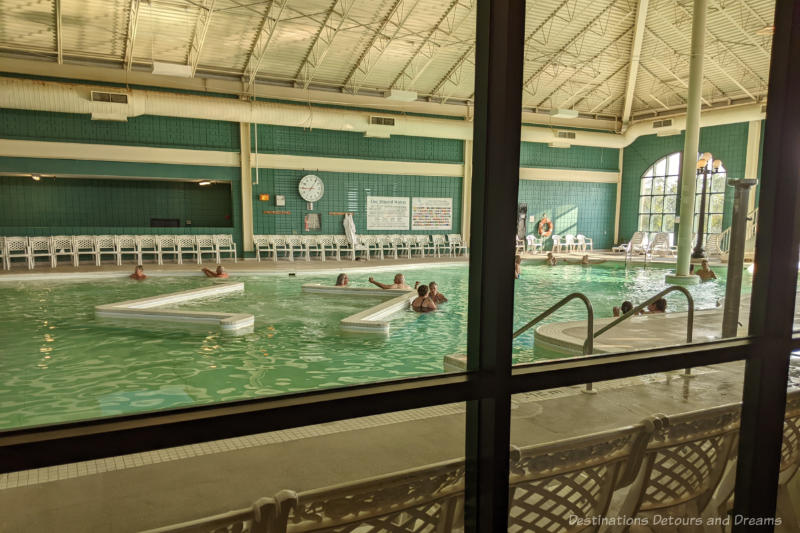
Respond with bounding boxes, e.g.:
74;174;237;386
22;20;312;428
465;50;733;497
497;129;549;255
719;208;758;254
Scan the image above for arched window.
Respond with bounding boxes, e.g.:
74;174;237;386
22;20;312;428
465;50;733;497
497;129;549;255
638;152;727;239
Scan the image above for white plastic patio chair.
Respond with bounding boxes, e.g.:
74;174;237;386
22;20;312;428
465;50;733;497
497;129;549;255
392;234;411;259
563;234;577;252
0;237;6;270
432;234;450;257
303;236;324;261
448;234;468;256
272;236;291;262
28;236;54;269
576;234;593;251
72;235;99;267
286;236;308;262
377;235;397;260
416;234;436;257
525;234;543;254
95;235;118;266
253;235;271;262
157;235;180;265
551;234;563;253
213;234;237;262
175;235;199;264
360;235;382;260
115;235;138;265
51;235;76;267
333;235;354;261
136;235;159;264
515;237;525;255
195;235;217;264
317;235;338;261
4;237;31;269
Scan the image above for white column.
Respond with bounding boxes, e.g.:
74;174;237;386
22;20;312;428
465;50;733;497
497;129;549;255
614;147;624;244
461;140;473;246
239;122;254;253
744;119;762;213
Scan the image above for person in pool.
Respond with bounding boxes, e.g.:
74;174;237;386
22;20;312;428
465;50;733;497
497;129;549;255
429;281;447;304
202;265;229;279
564;255;606;266
369;273;412;290
545;252;557;266
411;284;437;312
644;298;667;314
612;300;634;317
696;259;717;281
335;273;349;286
514;255;522;278
129;265;147;280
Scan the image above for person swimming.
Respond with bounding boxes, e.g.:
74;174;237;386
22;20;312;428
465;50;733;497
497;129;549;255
129;265;147;280
369;273;412;289
613;300;634;317
411;284;437;312
202;265;228;278
335;273;349;286
696;260;717;281
545;252;557;266
645;298;667;313
429;281;447;304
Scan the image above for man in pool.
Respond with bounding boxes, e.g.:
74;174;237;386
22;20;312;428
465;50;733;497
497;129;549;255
129;265;147;280
545;252;557;266
335;273;349;286
645;298;667;313
696;259;717;281
369;274;412;290
429;281;447;304
202;265;229;279
411;284;437;312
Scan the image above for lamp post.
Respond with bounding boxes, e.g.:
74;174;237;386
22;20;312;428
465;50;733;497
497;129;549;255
692;152;723;259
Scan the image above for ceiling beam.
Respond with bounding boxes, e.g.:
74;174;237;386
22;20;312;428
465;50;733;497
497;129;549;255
620;0;648;126
342;0;422;94
390;0;475;90
707;0;771;61
429;43;474;100
294;0;356;89
243;0;290;90
187;0;217;77
561;60;628;109
123;0;141;71
638;63;688;106
55;0;63;64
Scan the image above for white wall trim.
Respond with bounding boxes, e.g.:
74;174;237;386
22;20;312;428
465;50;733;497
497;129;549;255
0;139;240;167
249;153;464;177
519;167;620;183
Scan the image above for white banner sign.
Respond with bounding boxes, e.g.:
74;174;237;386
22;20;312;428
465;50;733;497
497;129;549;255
367;196;410;230
411;197;453;230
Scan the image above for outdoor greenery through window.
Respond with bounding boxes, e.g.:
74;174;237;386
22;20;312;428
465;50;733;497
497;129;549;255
638;152;680;236
693;157;727;239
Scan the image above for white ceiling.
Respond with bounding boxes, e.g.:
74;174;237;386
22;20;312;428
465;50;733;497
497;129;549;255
0;0;775;122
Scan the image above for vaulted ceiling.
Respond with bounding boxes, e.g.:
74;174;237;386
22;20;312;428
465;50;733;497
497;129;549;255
0;0;775;122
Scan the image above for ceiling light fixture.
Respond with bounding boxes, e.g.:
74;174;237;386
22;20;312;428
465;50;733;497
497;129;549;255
31;174;41;181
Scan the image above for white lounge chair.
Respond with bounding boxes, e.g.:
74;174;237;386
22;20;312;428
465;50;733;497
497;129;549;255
28;236;54;269
612;231;646;255
648;232;674;257
705;233;724;258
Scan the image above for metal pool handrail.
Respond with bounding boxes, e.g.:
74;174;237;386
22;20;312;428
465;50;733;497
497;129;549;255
513;292;595;356
592;285;695;344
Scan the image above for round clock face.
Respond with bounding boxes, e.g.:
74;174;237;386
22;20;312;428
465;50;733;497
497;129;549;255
298;174;324;202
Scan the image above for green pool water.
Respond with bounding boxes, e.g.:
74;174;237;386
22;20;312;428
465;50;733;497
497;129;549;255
0;262;744;430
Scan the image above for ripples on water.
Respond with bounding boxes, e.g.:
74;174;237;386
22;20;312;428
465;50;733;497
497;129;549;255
0;262;741;429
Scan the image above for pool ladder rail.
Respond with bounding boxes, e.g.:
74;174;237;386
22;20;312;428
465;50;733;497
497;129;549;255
513;286;696;392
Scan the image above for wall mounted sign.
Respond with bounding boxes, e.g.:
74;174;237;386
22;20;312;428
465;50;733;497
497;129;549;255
366;196;410;230
263;210;291;215
275;195;286;206
411;197;452;230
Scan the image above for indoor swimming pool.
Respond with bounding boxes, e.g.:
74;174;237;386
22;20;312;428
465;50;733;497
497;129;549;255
0;262;741;429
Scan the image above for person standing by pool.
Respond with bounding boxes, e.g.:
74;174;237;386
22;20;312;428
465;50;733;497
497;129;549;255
411;284;437;312
335;273;349;286
202;265;229;279
429;282;447;304
545;252;557;266
515;255;522;278
696;260;717;281
369;274;412;290
129;265;147;280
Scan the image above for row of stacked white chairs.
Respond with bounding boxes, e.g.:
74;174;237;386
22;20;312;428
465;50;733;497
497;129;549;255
0;234;237;270
143;389;800;533
253;234;468;262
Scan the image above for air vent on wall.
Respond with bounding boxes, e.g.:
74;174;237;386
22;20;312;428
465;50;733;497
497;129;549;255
556;131;576;139
91;91;129;104
369;116;396;126
652;119;673;129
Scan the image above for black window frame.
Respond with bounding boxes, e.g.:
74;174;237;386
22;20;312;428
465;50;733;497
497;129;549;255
2;1;800;531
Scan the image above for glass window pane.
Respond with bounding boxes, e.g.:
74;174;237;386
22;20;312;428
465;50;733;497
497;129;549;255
654;157;667;177
710;194;725;213
639;196;651;213
667;152;681;175
664;195;677;213
644;167;654;178
639;215;650;231
663;214;675;232
695;195;702;212
652;177;665;195
650;216;662;232
651;196;664;214
709;214;723;233
641;177;652;195
666;176;679;194
711;175;727;193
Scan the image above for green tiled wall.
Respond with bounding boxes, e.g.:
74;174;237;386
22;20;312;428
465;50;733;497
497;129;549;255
519;141;619;171
251;125;464;163
618;122;750;243
518;180;617;250
252;169;462;236
0;108;239;152
0;177;233;229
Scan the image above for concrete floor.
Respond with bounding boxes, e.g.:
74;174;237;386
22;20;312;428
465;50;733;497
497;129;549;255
0;360;775;533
